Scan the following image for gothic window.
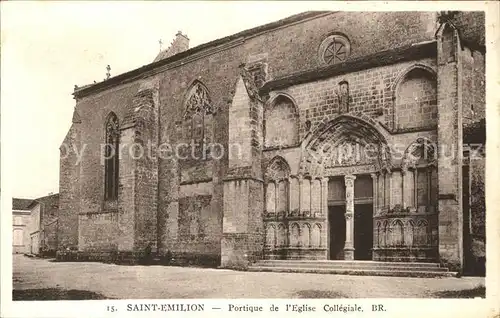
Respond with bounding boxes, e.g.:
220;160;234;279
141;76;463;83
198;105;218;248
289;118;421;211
183;81;215;160
319;34;351;65
104;112;119;201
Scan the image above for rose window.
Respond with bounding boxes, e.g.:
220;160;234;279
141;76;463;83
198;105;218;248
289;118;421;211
319;35;351;65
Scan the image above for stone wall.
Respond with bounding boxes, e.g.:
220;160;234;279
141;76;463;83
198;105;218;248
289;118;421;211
61;12;485;266
58;122;81;249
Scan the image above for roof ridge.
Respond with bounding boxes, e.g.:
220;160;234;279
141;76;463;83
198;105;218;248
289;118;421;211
74;11;333;98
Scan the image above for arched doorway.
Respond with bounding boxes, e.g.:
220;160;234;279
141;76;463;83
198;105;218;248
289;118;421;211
300;114;391;260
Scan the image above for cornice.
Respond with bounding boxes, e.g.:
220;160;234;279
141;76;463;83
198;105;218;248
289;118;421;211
260;41;437;94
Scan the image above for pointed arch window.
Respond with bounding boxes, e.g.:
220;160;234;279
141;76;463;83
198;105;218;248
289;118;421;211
183;81;215;160
104;113;119;201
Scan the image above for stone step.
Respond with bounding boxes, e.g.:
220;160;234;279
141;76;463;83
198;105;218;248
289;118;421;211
252;262;449;272
257;260;441;267
254;260;444;270
247;266;458;278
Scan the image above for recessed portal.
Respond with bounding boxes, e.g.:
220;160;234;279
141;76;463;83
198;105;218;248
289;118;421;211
328;205;346;260
354;204;373;260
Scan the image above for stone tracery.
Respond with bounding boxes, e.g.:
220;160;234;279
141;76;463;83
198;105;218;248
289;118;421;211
182;81;215;159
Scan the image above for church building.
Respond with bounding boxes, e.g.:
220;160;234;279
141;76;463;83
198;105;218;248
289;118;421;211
58;11;486;274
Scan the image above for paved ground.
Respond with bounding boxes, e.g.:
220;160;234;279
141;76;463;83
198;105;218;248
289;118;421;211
12;255;485;299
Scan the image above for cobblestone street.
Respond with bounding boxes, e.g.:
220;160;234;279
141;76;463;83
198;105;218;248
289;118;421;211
12;255;485;299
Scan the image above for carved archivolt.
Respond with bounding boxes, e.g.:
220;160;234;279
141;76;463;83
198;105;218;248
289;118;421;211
300;114;391;175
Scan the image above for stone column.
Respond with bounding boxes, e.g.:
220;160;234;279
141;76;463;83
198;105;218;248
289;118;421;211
321;177;329;257
344;174;356;260
426;167;432;210
288;176;293;216
436;20;464;270
401;169;407;209
382;170;387;209
298;175;304;216
386;169;392;209
370;173;378;215
413;168;418;210
370;173;378;257
321;177;328;218
309;177;313;217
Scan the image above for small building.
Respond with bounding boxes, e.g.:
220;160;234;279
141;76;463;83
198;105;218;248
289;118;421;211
27;194;59;256
12;198;33;254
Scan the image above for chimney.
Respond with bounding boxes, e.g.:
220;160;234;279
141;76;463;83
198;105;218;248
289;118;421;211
154;31;190;62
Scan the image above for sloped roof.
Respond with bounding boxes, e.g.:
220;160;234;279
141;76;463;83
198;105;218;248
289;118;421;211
451;12;485;50
27;193;60;210
12;198;33;211
73;11;331;98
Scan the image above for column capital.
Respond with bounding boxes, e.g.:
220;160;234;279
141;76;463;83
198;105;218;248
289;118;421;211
344;174;356;180
370;172;378;179
344;174;356;186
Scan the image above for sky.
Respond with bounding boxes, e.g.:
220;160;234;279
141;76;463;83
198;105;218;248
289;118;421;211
1;1;332;199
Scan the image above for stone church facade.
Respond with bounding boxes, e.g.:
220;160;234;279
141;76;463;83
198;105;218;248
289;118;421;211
58;11;485;272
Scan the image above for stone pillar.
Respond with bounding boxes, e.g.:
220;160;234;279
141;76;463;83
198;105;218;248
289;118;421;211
344;174;356;260
321;177;329;258
298;175;304;216
321;177;328;218
436;20;464;270
222;74;264;269
382;170;387;208
378;171;385;211
385;169;392;209
288;177;293;215
117;80;159;256
413;168;419;209
401;169;407;208
426;166;432;210
370;173;378;214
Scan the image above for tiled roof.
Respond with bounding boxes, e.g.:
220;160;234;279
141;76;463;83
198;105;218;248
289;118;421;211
27;193;60;210
12;198;33;211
